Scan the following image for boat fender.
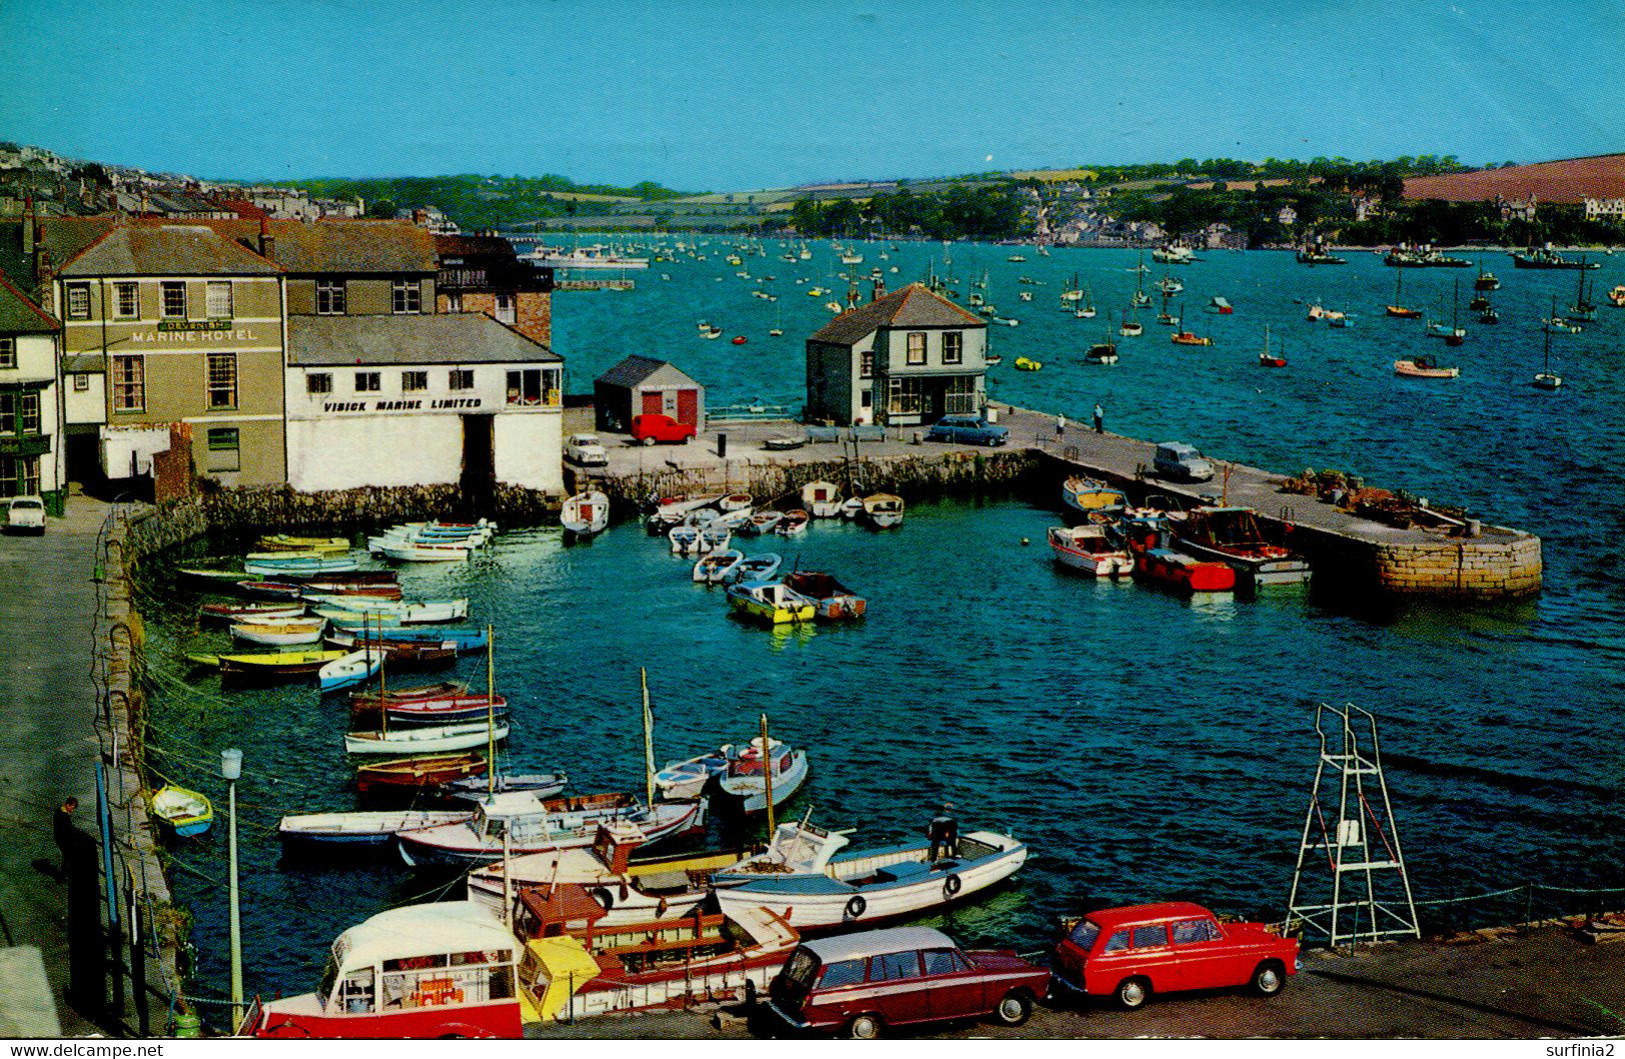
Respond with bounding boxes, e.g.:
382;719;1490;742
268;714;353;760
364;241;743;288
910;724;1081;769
845;895;867;920
592;885;616;911
619;880;630;901
657;897;669;917
943;874;963;898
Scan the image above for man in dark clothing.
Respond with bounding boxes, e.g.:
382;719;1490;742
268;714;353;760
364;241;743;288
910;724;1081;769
1093;402;1105;434
928;803;959;861
48;797;80;882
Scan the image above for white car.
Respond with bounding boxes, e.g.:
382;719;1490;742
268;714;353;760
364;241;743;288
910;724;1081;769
6;495;46;534
565;433;609;466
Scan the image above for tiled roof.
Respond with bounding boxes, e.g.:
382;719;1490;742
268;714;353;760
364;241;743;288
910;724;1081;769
434;233;518;260
287;312;560;366
59;222;283;277
134;218;436;274
807;283;985;346
1403;154;1625;204
595;354;670;388
0;270;58;332
0;217;117;296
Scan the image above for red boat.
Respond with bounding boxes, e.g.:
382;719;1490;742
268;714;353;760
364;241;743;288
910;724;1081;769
302;580;403;599
351;694;510;725
325;631;459;666
350;681;469;708
237;580;306;599
199;600;306;622
782;571;867;620
1120;515;1236;593
355;752;487;796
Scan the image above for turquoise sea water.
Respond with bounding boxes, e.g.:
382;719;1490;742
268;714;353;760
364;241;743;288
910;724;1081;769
139;239;1625;1004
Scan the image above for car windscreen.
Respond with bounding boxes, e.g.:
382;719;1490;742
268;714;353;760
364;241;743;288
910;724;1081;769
1067;920;1100;952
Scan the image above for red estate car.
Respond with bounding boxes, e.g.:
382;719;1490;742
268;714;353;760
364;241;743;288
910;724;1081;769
1052;902;1297;1009
767;926;1050;1039
630;413;697;445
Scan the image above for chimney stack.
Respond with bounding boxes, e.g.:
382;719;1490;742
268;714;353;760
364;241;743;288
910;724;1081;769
258;217;275;261
21;196;34;258
871;277;885;302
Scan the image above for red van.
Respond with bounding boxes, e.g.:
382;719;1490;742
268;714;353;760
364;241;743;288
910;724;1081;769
1052;902;1298;1009
630;413;697;445
767;925;1049;1039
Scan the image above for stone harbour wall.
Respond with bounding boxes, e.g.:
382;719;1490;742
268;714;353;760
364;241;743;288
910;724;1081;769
1371;531;1544;598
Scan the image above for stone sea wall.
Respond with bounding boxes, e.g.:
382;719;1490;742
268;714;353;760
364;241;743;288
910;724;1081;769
1370;531;1544;598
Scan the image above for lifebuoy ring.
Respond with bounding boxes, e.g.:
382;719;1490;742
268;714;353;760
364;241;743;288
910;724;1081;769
845;895;867;919
943;874;963;899
592;885;615;910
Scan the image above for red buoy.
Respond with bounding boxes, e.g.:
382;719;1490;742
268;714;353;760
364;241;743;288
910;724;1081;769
732;336;747;345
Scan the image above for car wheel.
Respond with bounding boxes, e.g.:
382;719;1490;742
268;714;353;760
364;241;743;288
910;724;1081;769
992;989;1033;1027
1115;976;1150;1010
985;435;999;447
846;1013;883;1040
1250;961;1286;997
642;436;657;447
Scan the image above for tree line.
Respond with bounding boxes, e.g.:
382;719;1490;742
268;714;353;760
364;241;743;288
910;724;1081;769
787;185;1028;241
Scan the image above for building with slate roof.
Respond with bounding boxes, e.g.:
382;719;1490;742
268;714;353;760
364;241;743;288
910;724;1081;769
434;234;554;349
0;272;64;512
804;282;989;427
593;355;704;434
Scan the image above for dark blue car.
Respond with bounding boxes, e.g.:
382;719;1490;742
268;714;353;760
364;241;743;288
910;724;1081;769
927;414;1009;447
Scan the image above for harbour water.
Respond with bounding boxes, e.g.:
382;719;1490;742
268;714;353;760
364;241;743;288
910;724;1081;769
138;240;1625;1004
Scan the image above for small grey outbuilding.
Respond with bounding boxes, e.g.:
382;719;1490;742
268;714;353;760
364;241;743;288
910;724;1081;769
593;355;705;433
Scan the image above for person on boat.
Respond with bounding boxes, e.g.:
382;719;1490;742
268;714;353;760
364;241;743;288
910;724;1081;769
1093;403;1105;434
929;803;959;861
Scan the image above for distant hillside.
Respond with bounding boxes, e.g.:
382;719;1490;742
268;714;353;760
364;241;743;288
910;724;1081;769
293;174;695;229
1402;154;1625;204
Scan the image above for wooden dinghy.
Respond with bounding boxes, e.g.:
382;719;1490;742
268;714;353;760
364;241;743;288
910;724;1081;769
150;785;214;837
199;601;306;622
230;617;327;646
278;809;470;847
257;534;351;553
344;721;509;755
324;632;460;667
187;650;350;681
349;681;468;708
318;649;385;693
354;752;487;795
860;494;904;529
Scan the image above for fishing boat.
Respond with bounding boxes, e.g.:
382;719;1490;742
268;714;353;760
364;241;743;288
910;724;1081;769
512;892;798;1023
396;791;706;866
712;817;1028;930
1296;245;1347;265
1047;525;1135;577
561;491;610;537
1119;513;1236;593
698;523;733;552
729;552;783;585
726;580;815;626
1474;266;1500;291
692;548;744;584
1061;476;1128;518
318;648;385;693
860;493;904;529
1259;325;1287;368
199;600;306;622
668;524;701;555
1170;328;1212;346
344;720;509;756
278;809;470;847
800;480;843;518
1534;297;1563;390
1385;262;1422;318
1084;336;1119;364
1393;354;1460;379
839;496;864;520
149;785;214;837
1173;507;1312;586
354;753;487;796
782;570;866;621
716;733;808;814
741;510;782;536
1119;310;1143;337
257;534;350;553
187;649;350;681
775;509;810;536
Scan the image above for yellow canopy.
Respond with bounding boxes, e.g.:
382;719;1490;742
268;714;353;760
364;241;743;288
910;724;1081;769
520;937;600;1023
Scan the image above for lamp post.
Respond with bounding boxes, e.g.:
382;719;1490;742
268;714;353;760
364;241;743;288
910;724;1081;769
220;748;243;1026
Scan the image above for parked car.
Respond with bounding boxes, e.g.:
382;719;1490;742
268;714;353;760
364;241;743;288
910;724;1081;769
6;495;46;535
1051;902;1297;1009
630;413;697;446
767;925;1049;1039
1153;442;1215;482
564;432;609;466
927;414;1010;447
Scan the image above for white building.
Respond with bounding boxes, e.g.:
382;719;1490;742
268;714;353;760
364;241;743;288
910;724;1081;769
1584;197;1625;219
285;314;563;494
0;273;64;511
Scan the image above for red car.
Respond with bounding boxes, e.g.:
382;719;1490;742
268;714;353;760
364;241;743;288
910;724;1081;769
767;926;1049;1039
630;413;697;445
1052;902;1297;1009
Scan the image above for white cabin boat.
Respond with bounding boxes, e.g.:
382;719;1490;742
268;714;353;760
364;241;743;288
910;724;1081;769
397;791;706;866
800;480;843;518
715;736;810;814
561;491;610;537
1047;525;1135;577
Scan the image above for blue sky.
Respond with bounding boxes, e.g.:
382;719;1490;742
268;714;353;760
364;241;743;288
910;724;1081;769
2;0;1621;190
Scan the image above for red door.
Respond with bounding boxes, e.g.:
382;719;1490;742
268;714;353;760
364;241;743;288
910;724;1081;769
676;388;698;426
641;391;664;415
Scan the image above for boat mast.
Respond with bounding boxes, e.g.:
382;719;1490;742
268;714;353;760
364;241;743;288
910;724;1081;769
376;614;386;737
760;712;776;834
641;668;655;806
487;624;496;798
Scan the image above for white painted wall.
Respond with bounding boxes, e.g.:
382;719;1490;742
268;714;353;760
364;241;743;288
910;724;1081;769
65;373;104;426
493;411;563;493
287;415;463;492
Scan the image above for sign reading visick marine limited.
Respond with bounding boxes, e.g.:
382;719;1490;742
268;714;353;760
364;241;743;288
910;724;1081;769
319;398;485;413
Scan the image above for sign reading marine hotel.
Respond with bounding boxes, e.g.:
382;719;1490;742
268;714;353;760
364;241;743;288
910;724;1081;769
136;321;263;343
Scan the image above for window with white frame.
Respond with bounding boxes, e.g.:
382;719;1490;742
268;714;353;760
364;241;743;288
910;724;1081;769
306;372;332;395
495;293;515;324
944;375;976;414
449;369;474;391
73;373;90;391
161;281;187;318
355;371;381;393
942;331;963;365
206;353;237;409
402;370;428;392
859;350;874;379
317;280;347;315
206;427;240;472
505;368;559;406
66;283;91;320
0;337;14;369
392;279;422;314
114;282;139;319
906;331;927;366
0;455;40;496
112;355;144;411
886;376;923;415
206;281;233;319
20;391;39;433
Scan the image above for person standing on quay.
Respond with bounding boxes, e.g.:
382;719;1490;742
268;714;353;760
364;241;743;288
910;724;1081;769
49;796;79;882
1055;413;1066;439
1093;402;1105;434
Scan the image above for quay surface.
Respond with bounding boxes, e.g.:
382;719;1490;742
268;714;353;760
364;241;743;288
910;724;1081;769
574;403;1541;599
528;923;1624;1040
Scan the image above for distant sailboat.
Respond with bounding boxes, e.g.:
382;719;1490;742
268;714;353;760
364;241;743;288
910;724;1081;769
1534;297;1562;390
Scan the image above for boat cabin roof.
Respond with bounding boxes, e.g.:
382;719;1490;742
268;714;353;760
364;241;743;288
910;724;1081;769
800;926;956;964
334;900;515;972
